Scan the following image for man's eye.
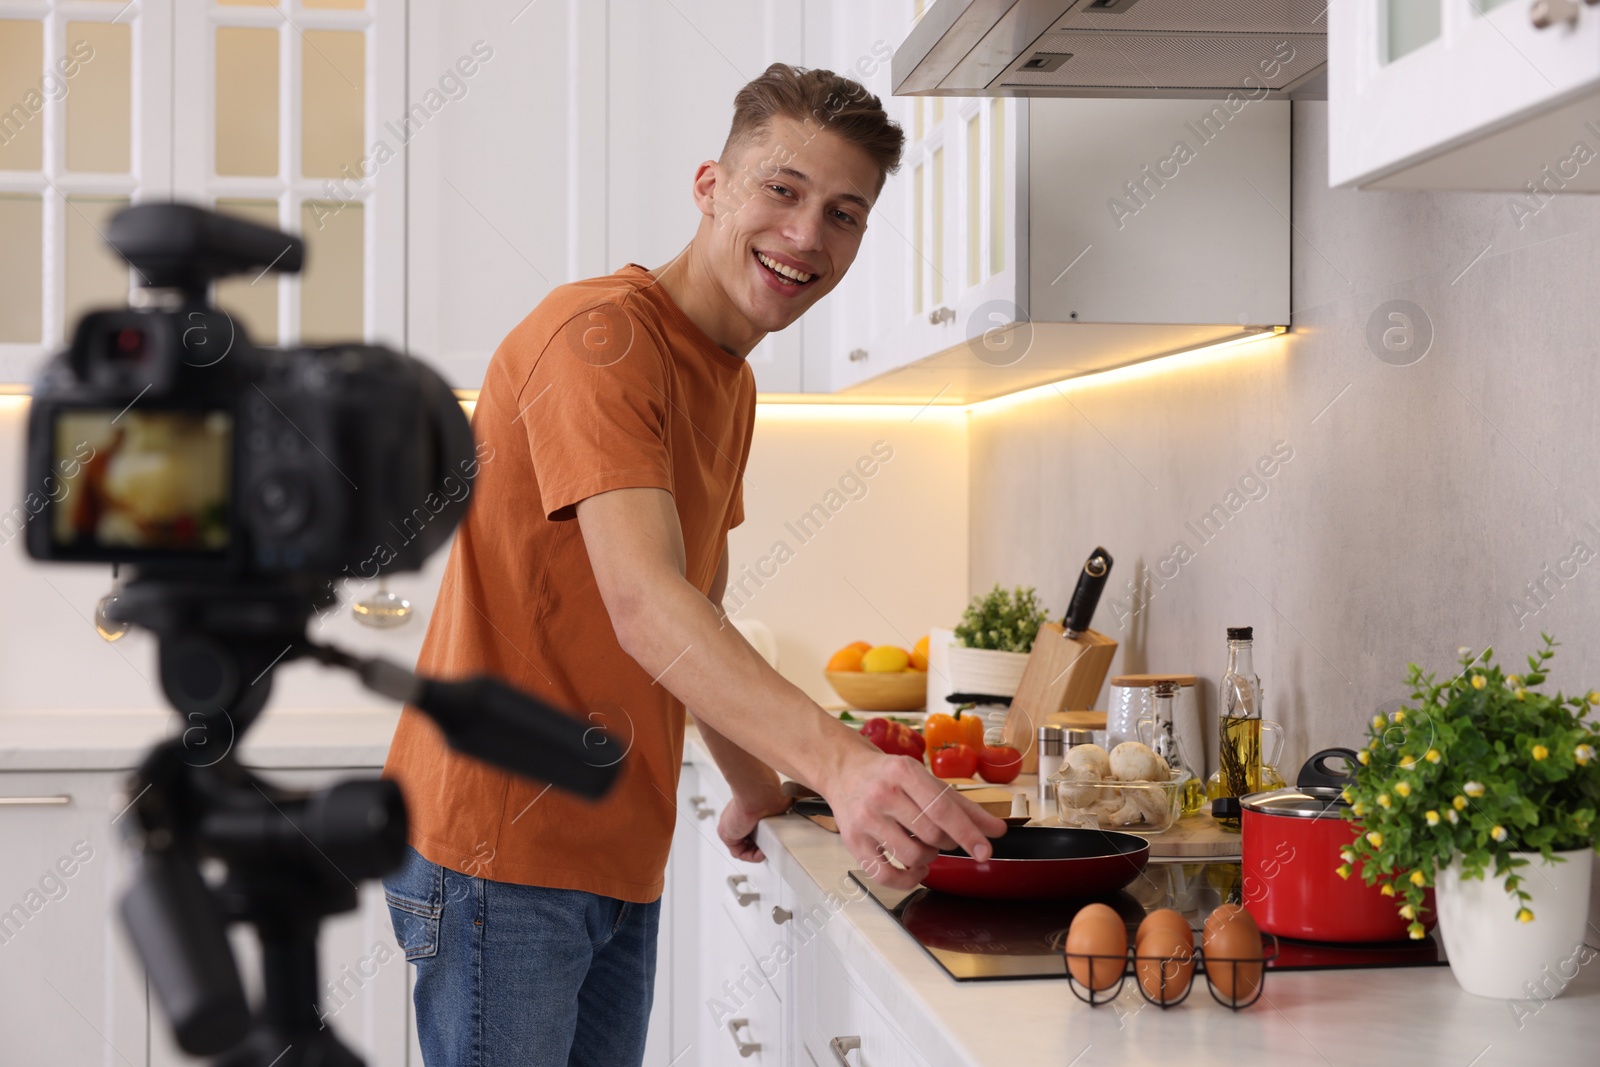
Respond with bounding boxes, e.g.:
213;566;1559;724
833;210;858;225
768;184;793;197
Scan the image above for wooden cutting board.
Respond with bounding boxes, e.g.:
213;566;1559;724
1144;812;1242;859
789;779;1022;834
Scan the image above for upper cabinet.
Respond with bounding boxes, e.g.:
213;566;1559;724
1329;0;1600;191
806;1;1291;404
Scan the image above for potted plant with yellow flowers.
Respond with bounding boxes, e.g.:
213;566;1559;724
1342;636;1600;999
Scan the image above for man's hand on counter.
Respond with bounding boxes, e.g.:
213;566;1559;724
821;749;1007;890
717;790;793;863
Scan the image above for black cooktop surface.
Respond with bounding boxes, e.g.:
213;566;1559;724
851;860;1448;982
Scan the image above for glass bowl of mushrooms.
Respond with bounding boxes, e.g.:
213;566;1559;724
1052;741;1188;835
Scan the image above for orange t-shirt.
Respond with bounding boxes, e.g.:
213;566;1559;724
381;264;756;902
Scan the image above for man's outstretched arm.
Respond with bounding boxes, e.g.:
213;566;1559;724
576;486;1003;889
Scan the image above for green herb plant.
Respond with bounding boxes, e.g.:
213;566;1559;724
1341;636;1600;937
953;584;1050;654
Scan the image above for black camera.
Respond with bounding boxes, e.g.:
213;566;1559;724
19;204;618;1067
25;202;474;580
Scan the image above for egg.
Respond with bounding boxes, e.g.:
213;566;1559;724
1135;909;1196;1003
1202;904;1264;1004
1065;903;1127;992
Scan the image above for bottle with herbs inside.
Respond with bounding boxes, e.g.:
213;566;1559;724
1216;626;1262;831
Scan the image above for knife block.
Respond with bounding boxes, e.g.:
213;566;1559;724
1003;624;1118;774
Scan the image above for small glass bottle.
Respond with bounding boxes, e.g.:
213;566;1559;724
1148;681;1206;817
1216;626;1262;830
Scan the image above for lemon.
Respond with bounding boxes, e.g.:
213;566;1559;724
862;645;911;673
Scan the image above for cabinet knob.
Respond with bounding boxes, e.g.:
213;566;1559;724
0;795;72;806
688;795;715;820
1530;0;1580;27
830;1036;862;1064
771;905;793;924
928;306;956;325
726;1018;762;1057
847;348;869;362
726;873;760;907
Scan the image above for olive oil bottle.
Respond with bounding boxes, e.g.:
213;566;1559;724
1216;626;1262;831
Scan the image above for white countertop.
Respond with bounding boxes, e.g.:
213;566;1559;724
8;713;1595;1064
0;707;401;771
691;732;1600;1067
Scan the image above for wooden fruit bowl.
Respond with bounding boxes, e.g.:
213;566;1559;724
825;670;927;712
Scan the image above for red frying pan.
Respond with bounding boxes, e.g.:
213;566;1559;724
920;826;1150;901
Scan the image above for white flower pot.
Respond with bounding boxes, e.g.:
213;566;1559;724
1434;847;1594;1000
944;645;1030;697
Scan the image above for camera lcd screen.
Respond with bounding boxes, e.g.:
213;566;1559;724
52;409;232;553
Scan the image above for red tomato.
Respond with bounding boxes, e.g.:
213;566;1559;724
976;744;1023;784
930;743;979;779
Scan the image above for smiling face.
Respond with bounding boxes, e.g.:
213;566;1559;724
698;114;884;335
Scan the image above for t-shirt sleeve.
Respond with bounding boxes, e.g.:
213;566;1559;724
520;299;674;522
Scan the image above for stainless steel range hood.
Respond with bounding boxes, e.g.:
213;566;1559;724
892;0;1328;100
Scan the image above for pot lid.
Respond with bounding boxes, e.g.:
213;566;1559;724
1241;786;1349;819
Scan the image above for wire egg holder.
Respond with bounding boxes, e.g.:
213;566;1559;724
1061;935;1280;1010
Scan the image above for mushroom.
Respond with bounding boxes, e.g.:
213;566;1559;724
1109;742;1165;783
1061;743;1110;780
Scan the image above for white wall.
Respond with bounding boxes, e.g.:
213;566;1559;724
968;102;1600;784
725;407;970;705
0;401;968;714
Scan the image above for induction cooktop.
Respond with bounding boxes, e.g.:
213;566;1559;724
851;859;1449;982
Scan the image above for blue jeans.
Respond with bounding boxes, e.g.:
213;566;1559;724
382;845;661;1067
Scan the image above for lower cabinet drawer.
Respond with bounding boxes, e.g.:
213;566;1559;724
797;936;933;1067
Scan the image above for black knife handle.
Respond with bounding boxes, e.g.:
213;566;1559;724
1062;546;1113;635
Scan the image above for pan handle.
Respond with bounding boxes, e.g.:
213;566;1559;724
1298;747;1362;790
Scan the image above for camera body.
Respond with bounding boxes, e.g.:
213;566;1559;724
24;204;474;584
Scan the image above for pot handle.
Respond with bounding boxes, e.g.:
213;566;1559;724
1298;747;1362;790
1210;797;1241;820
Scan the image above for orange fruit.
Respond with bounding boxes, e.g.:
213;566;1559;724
826;646;866;672
862;646;911;673
909;635;930;672
847;640;872;654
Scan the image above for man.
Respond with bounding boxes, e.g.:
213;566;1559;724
381;63;1004;1066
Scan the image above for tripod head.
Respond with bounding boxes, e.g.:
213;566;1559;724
112;577;620;1066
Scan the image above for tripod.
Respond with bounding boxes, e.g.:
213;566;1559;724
113;578;617;1066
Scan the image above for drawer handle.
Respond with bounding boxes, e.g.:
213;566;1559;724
830;1036;862;1065
771;905;793;924
0;795;72;806
726;874;760;907
928;305;955;325
726;1017;762;1057
847;348;869;362
689;795;715;820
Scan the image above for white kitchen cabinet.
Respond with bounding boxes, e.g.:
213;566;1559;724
0;771;148;1067
410;0;832;393
685;748;796;1066
796;934;934;1067
839;92;1290;403
1330;0;1600;191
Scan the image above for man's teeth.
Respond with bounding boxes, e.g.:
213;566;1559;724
757;252;812;283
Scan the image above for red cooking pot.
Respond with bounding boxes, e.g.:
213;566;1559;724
1220;748;1436;943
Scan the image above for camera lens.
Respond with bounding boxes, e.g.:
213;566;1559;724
110;326;147;362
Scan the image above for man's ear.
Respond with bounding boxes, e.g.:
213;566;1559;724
692;160;719;219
